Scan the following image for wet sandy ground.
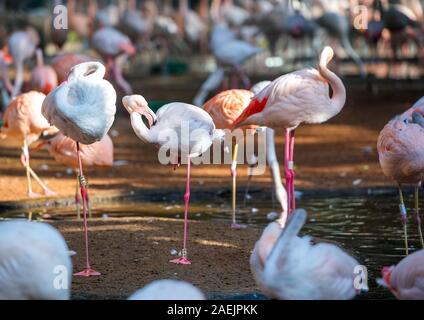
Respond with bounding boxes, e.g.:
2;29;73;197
0;76;422;299
0;78;422;203
54;217;261;299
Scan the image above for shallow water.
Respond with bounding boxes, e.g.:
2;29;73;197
4;193;422;300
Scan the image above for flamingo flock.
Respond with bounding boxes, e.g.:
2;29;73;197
0;0;423;301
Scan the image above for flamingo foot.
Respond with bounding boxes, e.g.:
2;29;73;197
28;191;42;198
231;223;247;229
74;268;101;277
43;188;57;197
170;257;192;265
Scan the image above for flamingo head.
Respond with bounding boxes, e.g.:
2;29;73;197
122;95;156;127
119;42;136;56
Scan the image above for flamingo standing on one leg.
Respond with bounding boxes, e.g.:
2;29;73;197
122;95;224;265
377;96;424;255
377;249;424;299
250;209;362;300
30;49;58;95
232;46;346;223
0;220;72;300
42;61;117;277
1;91;57;198
202;88;256;228
37;133;114;219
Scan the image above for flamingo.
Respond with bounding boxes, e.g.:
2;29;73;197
51;53;96;84
68;0;96;41
30;49;58;95
377;249;424;299
0;220;72;300
128;279;205;300
202;88;256;228
8;29;39;97
209;24;262;90
377;96;424;255
91;27;136;95
37;133;114;219
0;51;12;112
122;94;224;265
231;46;346;222
250;209;362;300
42;61;117;277
1;91;57;198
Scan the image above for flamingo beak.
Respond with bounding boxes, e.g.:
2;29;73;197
120;43;136;56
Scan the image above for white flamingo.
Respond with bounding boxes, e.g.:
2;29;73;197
122;94;224;265
128;279;205;300
0;220;72;300
42;61;117;277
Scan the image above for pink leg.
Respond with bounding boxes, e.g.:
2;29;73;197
284;129;292;215
221;76;228;91
74;142;101;277
236;66;251;89
231;70;238;89
170;157;192;265
289;130;296;212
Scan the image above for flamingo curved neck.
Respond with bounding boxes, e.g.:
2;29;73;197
68;62;106;82
130;113;154;144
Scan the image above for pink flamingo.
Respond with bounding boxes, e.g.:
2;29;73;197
1;91;57;198
250;209;362;300
232;46;346;221
378;249;424;299
202;88;256;228
30;49;58;95
37;133;114;219
91;27;136;95
122;95;224;265
377;96;424;255
42;61;117;277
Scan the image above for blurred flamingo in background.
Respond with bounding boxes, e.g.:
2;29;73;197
0;51;12;112
1;91;57;198
209;23;262;90
68;0;96;42
0;220;72;300
377;249;424;299
8;28;39;97
30;49;58;95
129;279;205;300
42;61;116;277
232;46;346;217
377;96;424;255
91;27;136;95
52;53;96;84
250;209;362;300
37;133;114;219
122;94;224;265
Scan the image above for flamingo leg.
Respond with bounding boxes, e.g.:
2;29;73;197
27;166;56;196
170;157;192;265
21;141;40;198
398;184;409;256
230;143;245;229
75;173;81;220
284;129;292;214
289;130;296;212
415;185;424;249
74;142;101;277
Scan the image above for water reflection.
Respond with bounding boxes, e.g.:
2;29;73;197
3;194;420;300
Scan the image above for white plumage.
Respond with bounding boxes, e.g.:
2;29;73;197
0;220;72;300
128;279;205;300
251;209;360;300
42;61;116;144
